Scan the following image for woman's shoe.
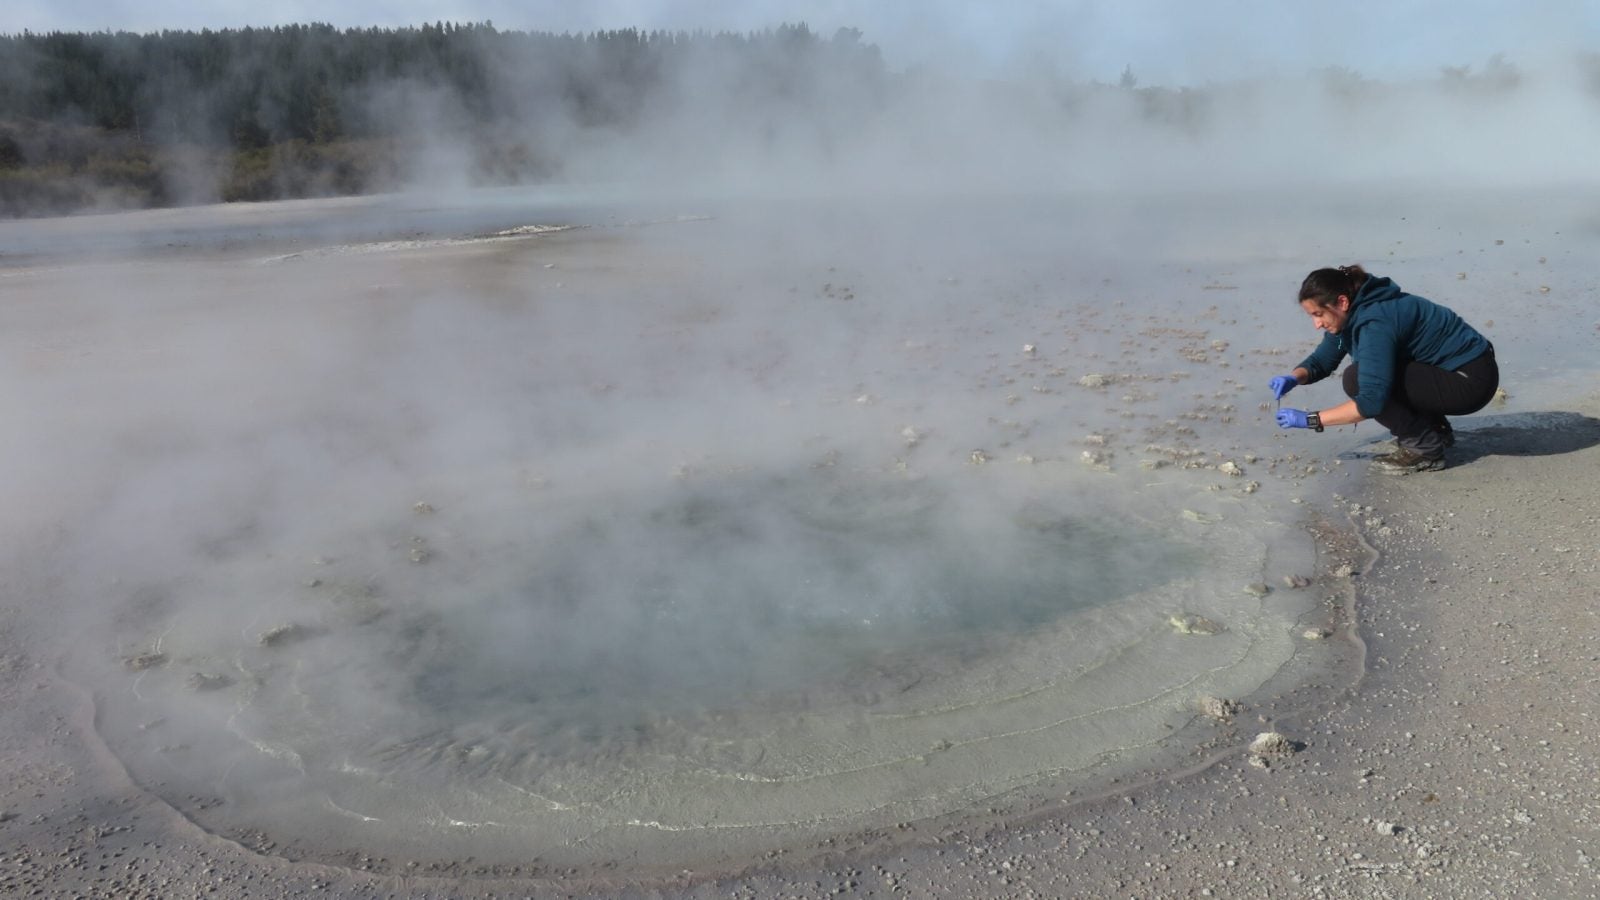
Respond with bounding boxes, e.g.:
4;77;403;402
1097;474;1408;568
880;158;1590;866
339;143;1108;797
1372;448;1447;474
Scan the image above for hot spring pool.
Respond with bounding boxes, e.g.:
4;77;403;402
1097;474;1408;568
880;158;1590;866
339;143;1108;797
78;459;1310;870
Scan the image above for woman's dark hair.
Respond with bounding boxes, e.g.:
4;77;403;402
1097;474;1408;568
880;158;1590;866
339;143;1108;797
1298;264;1368;306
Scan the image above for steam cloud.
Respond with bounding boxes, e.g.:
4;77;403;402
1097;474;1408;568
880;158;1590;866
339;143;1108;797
1;7;1595;872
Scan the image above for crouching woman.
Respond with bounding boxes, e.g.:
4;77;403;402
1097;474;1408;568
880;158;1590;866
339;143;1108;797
1270;264;1499;474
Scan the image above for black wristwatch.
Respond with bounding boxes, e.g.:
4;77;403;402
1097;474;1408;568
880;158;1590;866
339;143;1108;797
1307;412;1324;432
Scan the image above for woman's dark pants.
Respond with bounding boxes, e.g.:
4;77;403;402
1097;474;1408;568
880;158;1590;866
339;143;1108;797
1342;348;1499;457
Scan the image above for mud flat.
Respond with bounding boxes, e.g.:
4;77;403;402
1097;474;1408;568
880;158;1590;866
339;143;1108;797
2;187;1598;896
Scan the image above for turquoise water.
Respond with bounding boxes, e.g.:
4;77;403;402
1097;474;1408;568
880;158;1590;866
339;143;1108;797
387;469;1196;749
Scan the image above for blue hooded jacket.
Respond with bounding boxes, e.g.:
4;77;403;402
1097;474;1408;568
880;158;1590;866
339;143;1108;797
1297;275;1490;419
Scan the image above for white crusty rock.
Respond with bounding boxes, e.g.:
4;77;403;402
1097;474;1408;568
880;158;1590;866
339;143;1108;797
1198;695;1241;720
1248;731;1298;756
187;672;232;692
123;652;167;671
1078;373;1123;388
1169;613;1223;636
258;623;308;647
1218;460;1244;477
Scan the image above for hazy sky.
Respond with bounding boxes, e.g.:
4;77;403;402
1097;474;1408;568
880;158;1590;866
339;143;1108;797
8;0;1598;84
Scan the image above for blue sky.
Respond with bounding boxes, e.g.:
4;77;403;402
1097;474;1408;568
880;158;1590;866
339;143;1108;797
6;0;1597;84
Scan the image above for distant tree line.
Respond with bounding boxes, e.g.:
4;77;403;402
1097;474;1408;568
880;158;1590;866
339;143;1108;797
3;24;1594;219
0;22;886;216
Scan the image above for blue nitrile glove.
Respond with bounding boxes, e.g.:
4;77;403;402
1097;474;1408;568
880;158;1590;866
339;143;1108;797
1269;375;1298;400
1276;408;1311;429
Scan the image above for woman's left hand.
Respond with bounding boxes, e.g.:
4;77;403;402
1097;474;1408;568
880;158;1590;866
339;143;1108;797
1275;408;1312;429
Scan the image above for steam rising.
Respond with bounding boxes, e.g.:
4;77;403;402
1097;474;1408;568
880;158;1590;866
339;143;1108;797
2;11;1595;876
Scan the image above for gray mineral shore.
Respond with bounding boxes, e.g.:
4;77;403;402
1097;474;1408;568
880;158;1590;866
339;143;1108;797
4;395;1597;898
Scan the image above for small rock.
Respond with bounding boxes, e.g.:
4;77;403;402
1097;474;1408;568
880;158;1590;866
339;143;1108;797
901;426;923;448
1218;461;1244;477
1244;582;1271;597
1376;821;1400;836
1302;627;1332;641
969;449;991;465
412;501;435;514
1492;387;1510;404
258;623;308;647
1248;731;1297;756
187;672;232;692
1022;344;1037;356
1198;696;1241;719
1241;480;1260;494
1283;574;1312;588
123;652;168;671
1170;613;1223;636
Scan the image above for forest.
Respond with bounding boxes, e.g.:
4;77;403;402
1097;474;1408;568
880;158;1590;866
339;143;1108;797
0;22;886;216
2;22;1596;218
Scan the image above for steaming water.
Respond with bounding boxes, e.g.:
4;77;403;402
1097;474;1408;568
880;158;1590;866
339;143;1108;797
8;186;1593;871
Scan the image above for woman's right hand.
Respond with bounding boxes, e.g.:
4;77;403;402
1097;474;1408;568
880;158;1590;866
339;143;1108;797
1269;375;1298;399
